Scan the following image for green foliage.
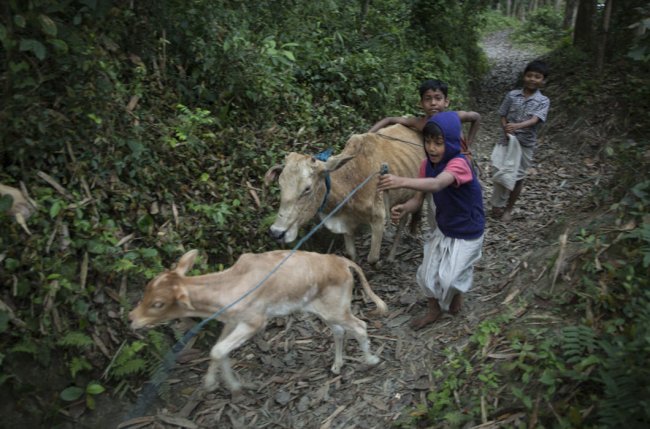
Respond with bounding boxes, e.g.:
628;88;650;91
60;381;105;410
512;6;568;50
406;185;650;428
477;9;521;36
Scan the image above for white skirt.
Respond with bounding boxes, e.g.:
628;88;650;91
416;228;484;311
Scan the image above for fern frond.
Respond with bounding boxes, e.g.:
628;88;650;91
58;332;94;348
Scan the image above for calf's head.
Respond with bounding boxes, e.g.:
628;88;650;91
129;250;199;329
265;152;355;243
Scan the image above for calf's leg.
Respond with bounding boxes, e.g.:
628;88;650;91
205;321;260;394
323;312;380;374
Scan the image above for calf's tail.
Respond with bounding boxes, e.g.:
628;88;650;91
348;262;388;316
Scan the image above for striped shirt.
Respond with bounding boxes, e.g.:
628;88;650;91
498;89;550;147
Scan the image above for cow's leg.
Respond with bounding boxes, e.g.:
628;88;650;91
343;233;358;262
205;321;260;394
327;324;346;374
387;214;409;262
367;220;384;265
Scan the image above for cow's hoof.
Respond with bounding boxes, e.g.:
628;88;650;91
365;355;380;366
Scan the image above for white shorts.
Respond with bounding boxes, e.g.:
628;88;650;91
491;144;535;208
416;228;484;311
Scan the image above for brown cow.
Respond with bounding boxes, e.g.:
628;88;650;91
129;249;387;395
265;124;425;264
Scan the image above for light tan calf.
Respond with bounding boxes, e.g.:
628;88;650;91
129;249;387;394
265;124;424;264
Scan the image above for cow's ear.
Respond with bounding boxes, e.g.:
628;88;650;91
173;285;195;310
324;154;356;173
175;249;199;275
264;164;284;186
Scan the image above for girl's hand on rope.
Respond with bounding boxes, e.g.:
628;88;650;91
377;174;403;192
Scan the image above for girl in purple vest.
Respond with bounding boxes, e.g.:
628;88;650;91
377;111;485;329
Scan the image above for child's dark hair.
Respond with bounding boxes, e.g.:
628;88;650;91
422;120;444;142
419;79;448;99
524;60;549;78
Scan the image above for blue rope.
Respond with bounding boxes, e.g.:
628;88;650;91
314;148;333;212
125;167;380;421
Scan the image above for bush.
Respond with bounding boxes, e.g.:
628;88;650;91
512;6;567;49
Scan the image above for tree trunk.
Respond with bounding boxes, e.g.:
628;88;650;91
596;0;614;72
563;0;578;29
573;0;596;51
359;0;370;25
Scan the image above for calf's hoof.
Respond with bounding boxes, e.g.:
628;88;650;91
203;374;219;392
365;355;380;366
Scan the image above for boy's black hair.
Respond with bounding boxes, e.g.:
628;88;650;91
419;79;448;99
524;60;549;78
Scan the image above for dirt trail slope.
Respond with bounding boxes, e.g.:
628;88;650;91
111;31;604;429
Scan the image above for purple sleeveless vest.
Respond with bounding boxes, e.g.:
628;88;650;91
425;112;485;239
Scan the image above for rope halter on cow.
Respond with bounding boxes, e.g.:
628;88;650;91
314;147;333;212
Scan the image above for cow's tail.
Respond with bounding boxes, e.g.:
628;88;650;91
348;262;388;316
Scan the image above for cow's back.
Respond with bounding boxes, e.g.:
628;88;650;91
332;125;424;209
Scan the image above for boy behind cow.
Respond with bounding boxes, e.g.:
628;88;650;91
368;79;481;161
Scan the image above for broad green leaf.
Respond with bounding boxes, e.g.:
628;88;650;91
86;395;96;410
19;39;47;60
87;239;108;254
86;382;105;395
48;39;68;53
13;15;26;28
137;214;154;234
60;386;84;402
139;248;158;258
50;200;62;218
39;15;57;36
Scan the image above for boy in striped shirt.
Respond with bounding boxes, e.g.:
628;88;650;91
491;60;550;222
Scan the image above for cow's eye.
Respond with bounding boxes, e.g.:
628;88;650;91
301;186;312;196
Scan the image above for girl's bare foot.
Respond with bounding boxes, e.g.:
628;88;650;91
449;293;463;315
410;298;441;330
491;207;504;219
501;208;513;222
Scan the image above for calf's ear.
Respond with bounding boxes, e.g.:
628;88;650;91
175;249;199;275
173;285;195;310
264;164;284;186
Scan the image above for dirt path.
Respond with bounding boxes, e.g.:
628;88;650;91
113;31;603;429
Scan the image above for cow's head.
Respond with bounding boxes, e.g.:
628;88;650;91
129;250;198;329
265;152;355;243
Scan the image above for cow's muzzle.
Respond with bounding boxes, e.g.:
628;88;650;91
269;227;286;241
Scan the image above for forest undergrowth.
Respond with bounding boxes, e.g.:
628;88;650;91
0;3;649;428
